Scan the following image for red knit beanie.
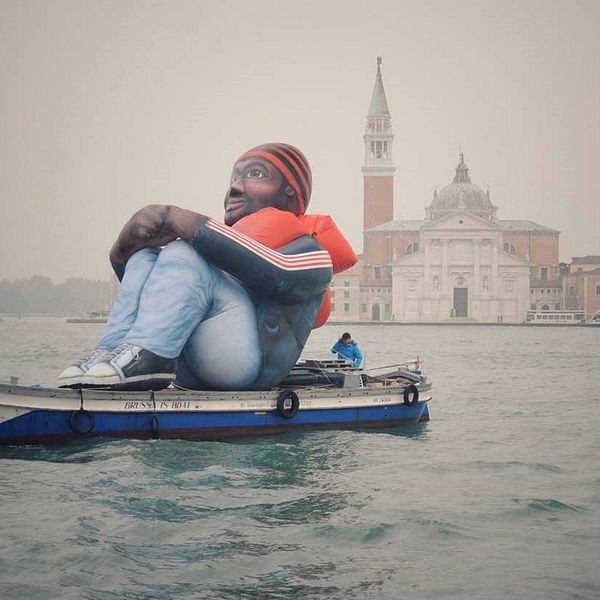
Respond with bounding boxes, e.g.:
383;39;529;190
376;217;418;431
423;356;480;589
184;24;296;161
237;143;312;214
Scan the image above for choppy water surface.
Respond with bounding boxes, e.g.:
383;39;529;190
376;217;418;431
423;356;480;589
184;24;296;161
0;317;599;599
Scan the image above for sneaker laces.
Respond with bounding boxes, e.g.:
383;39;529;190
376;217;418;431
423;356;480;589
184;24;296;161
106;343;141;366
74;348;110;369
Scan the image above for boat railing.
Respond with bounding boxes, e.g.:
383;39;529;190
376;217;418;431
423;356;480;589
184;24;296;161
280;358;425;390
297;359;356;371
366;359;422;374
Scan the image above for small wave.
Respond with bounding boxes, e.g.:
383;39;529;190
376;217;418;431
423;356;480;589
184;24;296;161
110;536;302;565
0;438;134;464
467;460;563;473
101;490;349;526
209;579;341;600
537;576;600;600
311;522;395;543
412;517;472;538
511;497;587;512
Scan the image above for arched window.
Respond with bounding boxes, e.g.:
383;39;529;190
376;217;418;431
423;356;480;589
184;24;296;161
503;242;516;254
541;304;550;311
406;242;419;254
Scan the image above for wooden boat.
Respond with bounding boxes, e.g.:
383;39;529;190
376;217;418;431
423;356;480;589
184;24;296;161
0;360;431;445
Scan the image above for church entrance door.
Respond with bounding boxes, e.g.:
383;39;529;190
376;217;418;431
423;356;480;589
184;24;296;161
453;288;468;317
371;304;381;321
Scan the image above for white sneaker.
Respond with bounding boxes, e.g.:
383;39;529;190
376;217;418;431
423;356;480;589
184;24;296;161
57;348;111;388
84;343;176;391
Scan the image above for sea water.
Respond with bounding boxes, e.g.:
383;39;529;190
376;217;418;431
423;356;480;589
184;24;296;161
0;317;598;599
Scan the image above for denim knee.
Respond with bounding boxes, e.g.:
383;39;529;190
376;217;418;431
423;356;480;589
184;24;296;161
125;247;160;271
159;240;211;268
161;240;199;260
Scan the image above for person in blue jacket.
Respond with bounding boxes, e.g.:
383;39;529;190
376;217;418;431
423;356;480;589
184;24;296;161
331;332;363;368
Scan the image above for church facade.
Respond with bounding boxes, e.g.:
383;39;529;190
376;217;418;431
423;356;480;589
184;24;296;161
329;59;560;324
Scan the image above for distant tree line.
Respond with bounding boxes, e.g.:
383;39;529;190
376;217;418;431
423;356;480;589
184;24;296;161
0;275;113;315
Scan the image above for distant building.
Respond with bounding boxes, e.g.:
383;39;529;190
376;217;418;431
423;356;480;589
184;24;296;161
329;59;561;323
330;264;361;318
562;256;600;320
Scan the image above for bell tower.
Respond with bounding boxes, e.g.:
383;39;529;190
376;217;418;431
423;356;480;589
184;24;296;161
362;57;395;230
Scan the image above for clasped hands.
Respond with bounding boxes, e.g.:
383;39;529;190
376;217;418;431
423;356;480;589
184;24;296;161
110;205;207;265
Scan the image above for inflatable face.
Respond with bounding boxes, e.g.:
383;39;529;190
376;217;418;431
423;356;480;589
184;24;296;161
226;143;313;224
224;156;289;226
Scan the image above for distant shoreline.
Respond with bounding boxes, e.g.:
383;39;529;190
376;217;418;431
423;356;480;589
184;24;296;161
327;320;600;328
2;314;598;328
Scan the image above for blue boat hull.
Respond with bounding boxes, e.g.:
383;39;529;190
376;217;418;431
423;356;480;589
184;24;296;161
0;401;429;445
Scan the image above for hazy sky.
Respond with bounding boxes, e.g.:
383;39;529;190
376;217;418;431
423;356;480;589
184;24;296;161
1;0;599;282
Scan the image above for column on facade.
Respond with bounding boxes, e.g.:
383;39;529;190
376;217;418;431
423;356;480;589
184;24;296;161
491;242;498;294
423;239;431;294
441;240;449;294
473;239;480;295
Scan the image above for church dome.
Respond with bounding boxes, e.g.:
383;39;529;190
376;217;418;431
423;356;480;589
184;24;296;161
429;154;494;218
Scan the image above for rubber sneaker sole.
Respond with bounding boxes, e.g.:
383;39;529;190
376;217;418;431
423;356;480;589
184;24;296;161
83;373;175;391
57;366;86;388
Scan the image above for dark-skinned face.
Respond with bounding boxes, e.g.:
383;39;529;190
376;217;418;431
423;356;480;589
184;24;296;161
224;156;295;226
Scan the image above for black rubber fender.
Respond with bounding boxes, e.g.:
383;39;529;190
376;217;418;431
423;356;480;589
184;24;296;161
403;384;419;406
151;414;160;439
276;390;300;419
68;409;94;435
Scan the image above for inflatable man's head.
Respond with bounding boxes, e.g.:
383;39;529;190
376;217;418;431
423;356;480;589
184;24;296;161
225;143;312;225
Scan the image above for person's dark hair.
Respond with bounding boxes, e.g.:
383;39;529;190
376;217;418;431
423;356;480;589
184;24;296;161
340;332;351;343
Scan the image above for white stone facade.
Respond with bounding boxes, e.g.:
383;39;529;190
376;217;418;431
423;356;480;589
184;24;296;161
392;211;530;323
328;60;553;325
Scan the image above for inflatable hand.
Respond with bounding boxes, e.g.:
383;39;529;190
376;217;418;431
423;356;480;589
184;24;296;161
112;205;179;263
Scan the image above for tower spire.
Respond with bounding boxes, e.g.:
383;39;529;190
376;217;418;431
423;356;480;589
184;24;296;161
363;57;394;167
362;57;395;230
368;56;390;116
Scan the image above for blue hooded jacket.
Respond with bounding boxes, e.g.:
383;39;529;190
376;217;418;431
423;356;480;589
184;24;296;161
331;339;363;368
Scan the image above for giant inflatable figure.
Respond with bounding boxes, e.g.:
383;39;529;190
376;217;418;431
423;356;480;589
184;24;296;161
58;143;357;391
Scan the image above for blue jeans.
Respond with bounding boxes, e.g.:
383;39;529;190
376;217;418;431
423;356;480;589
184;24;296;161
97;241;261;389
